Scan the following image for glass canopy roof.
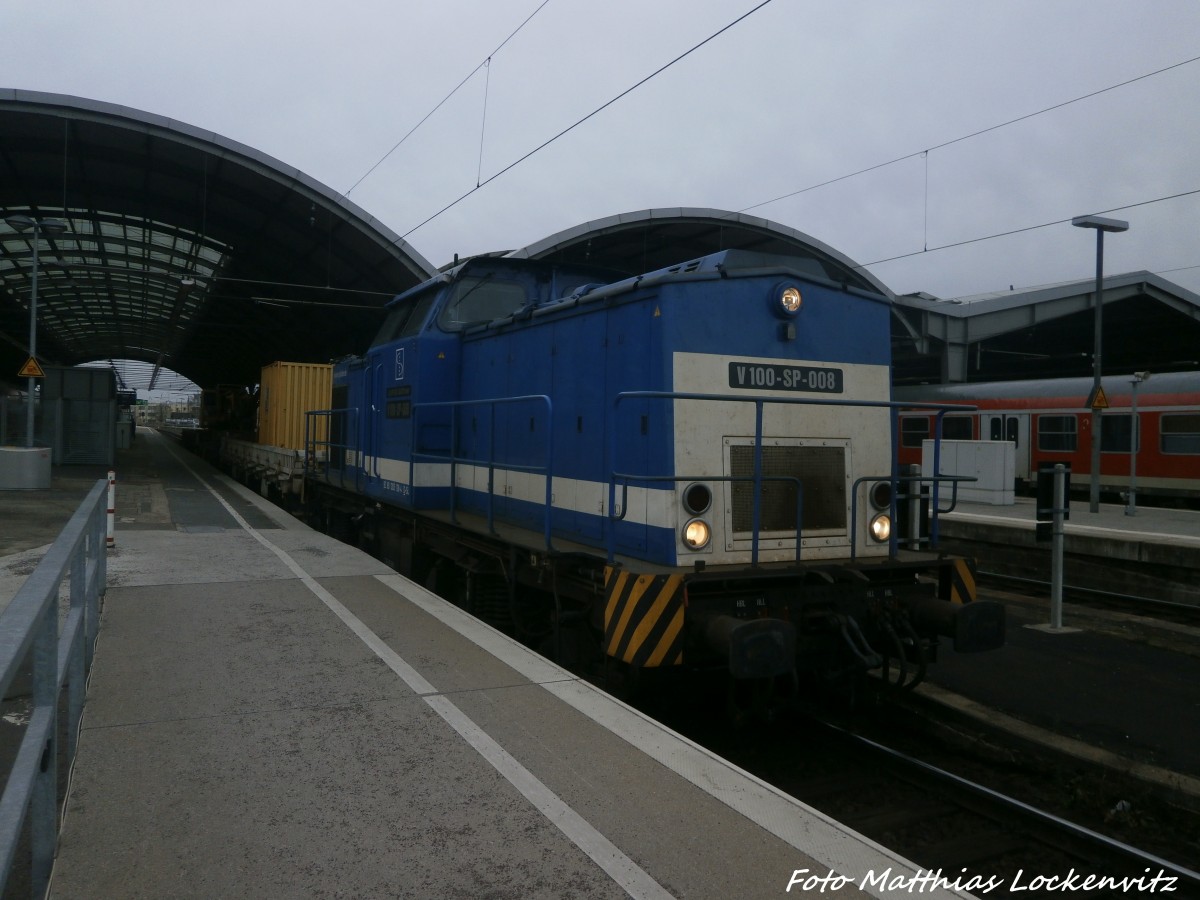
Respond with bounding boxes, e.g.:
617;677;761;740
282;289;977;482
1;207;230;389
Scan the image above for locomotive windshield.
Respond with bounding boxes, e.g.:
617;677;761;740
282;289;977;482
438;276;528;330
371;290;438;347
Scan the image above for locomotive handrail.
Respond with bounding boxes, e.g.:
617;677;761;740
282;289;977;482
608;472;804;566
304;407;361;492
848;472;975;558
371;363;385;481
895;406;979;547
411;394;556;551
609;391;977;565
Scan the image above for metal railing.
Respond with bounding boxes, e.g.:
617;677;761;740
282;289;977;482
0;479;107;897
608;391;976;564
412;395;557;550
304;390;975;565
305;407;360;491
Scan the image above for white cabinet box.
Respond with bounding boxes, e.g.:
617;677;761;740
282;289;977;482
921;439;1015;505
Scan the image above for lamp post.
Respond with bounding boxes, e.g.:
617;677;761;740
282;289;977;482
1072;214;1129;513
5;214;68;447
1126;371;1148;517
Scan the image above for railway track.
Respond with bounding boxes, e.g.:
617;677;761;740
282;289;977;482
804;718;1199;896
636;682;1200;897
978;570;1200;629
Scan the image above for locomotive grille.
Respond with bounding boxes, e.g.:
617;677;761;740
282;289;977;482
730;445;847;533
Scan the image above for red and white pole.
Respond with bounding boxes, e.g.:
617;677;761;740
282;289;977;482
107;469;116;549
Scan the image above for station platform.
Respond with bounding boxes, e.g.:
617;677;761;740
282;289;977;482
1;428;1198;896
933;493;1200;607
4;430;951;899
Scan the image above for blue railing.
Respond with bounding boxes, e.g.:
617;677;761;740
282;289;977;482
608;391;975;565
304;391;973;565
608;471;805;565
305;407;361;492
411;395;556;550
0;479;107;897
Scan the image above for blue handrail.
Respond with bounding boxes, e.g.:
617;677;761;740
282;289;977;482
411;394;556;551
608;391;975;565
305;407;361;492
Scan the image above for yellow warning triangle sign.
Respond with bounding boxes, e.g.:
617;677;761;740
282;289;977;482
1086;385;1110;409
17;357;45;378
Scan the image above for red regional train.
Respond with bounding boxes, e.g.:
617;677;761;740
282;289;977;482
893;371;1200;503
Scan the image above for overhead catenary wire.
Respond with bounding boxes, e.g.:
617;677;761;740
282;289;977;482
858;187;1200;270
737;53;1200;217
343;0;553;198
76;21;1199;307
397;0;778;241
342;4;1197;281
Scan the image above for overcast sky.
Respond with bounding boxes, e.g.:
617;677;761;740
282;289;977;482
6;0;1199;309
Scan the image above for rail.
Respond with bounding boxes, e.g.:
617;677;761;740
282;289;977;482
305;392;973;564
411;395;556;550
305;407;361;492
848;471;974;559
608;392;976;565
609;472;805;566
0;478;107;898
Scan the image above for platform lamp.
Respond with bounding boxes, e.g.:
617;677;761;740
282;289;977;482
5;214;68;447
1072;214;1129;513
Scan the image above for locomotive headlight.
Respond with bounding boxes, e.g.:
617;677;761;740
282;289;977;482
870;514;892;543
776;284;803;316
682;518;711;550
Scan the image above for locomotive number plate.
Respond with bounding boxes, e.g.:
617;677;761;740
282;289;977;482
728;362;843;393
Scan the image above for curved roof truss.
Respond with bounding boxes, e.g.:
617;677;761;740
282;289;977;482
1;89;436;390
508;208;894;299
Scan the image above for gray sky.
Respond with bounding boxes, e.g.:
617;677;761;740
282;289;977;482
6;0;1199;307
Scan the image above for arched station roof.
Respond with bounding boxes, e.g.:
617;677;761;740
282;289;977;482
893;271;1200;384
507;208;894;299
0;89;436;391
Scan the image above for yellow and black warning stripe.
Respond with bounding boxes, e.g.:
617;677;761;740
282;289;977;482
602;567;685;667
941;557;978;604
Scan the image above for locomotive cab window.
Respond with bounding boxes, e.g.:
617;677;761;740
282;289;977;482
1161;414;1200;454
1038;415;1077;452
439;277;529;330
372;292;438;346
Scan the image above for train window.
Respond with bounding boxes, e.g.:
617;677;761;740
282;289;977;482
1162;414;1200;454
1037;415;1077;452
371;292;437;346
1100;414;1137;453
942;416;973;440
439;277;528;330
900;416;929;448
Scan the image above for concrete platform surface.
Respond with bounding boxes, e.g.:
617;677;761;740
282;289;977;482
5;430;1198;896
940;495;1200;549
35;432;946;899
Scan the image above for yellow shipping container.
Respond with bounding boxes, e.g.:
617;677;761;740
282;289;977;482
257;361;332;450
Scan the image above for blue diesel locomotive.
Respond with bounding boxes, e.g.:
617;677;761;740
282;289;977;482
304;248;1004;692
